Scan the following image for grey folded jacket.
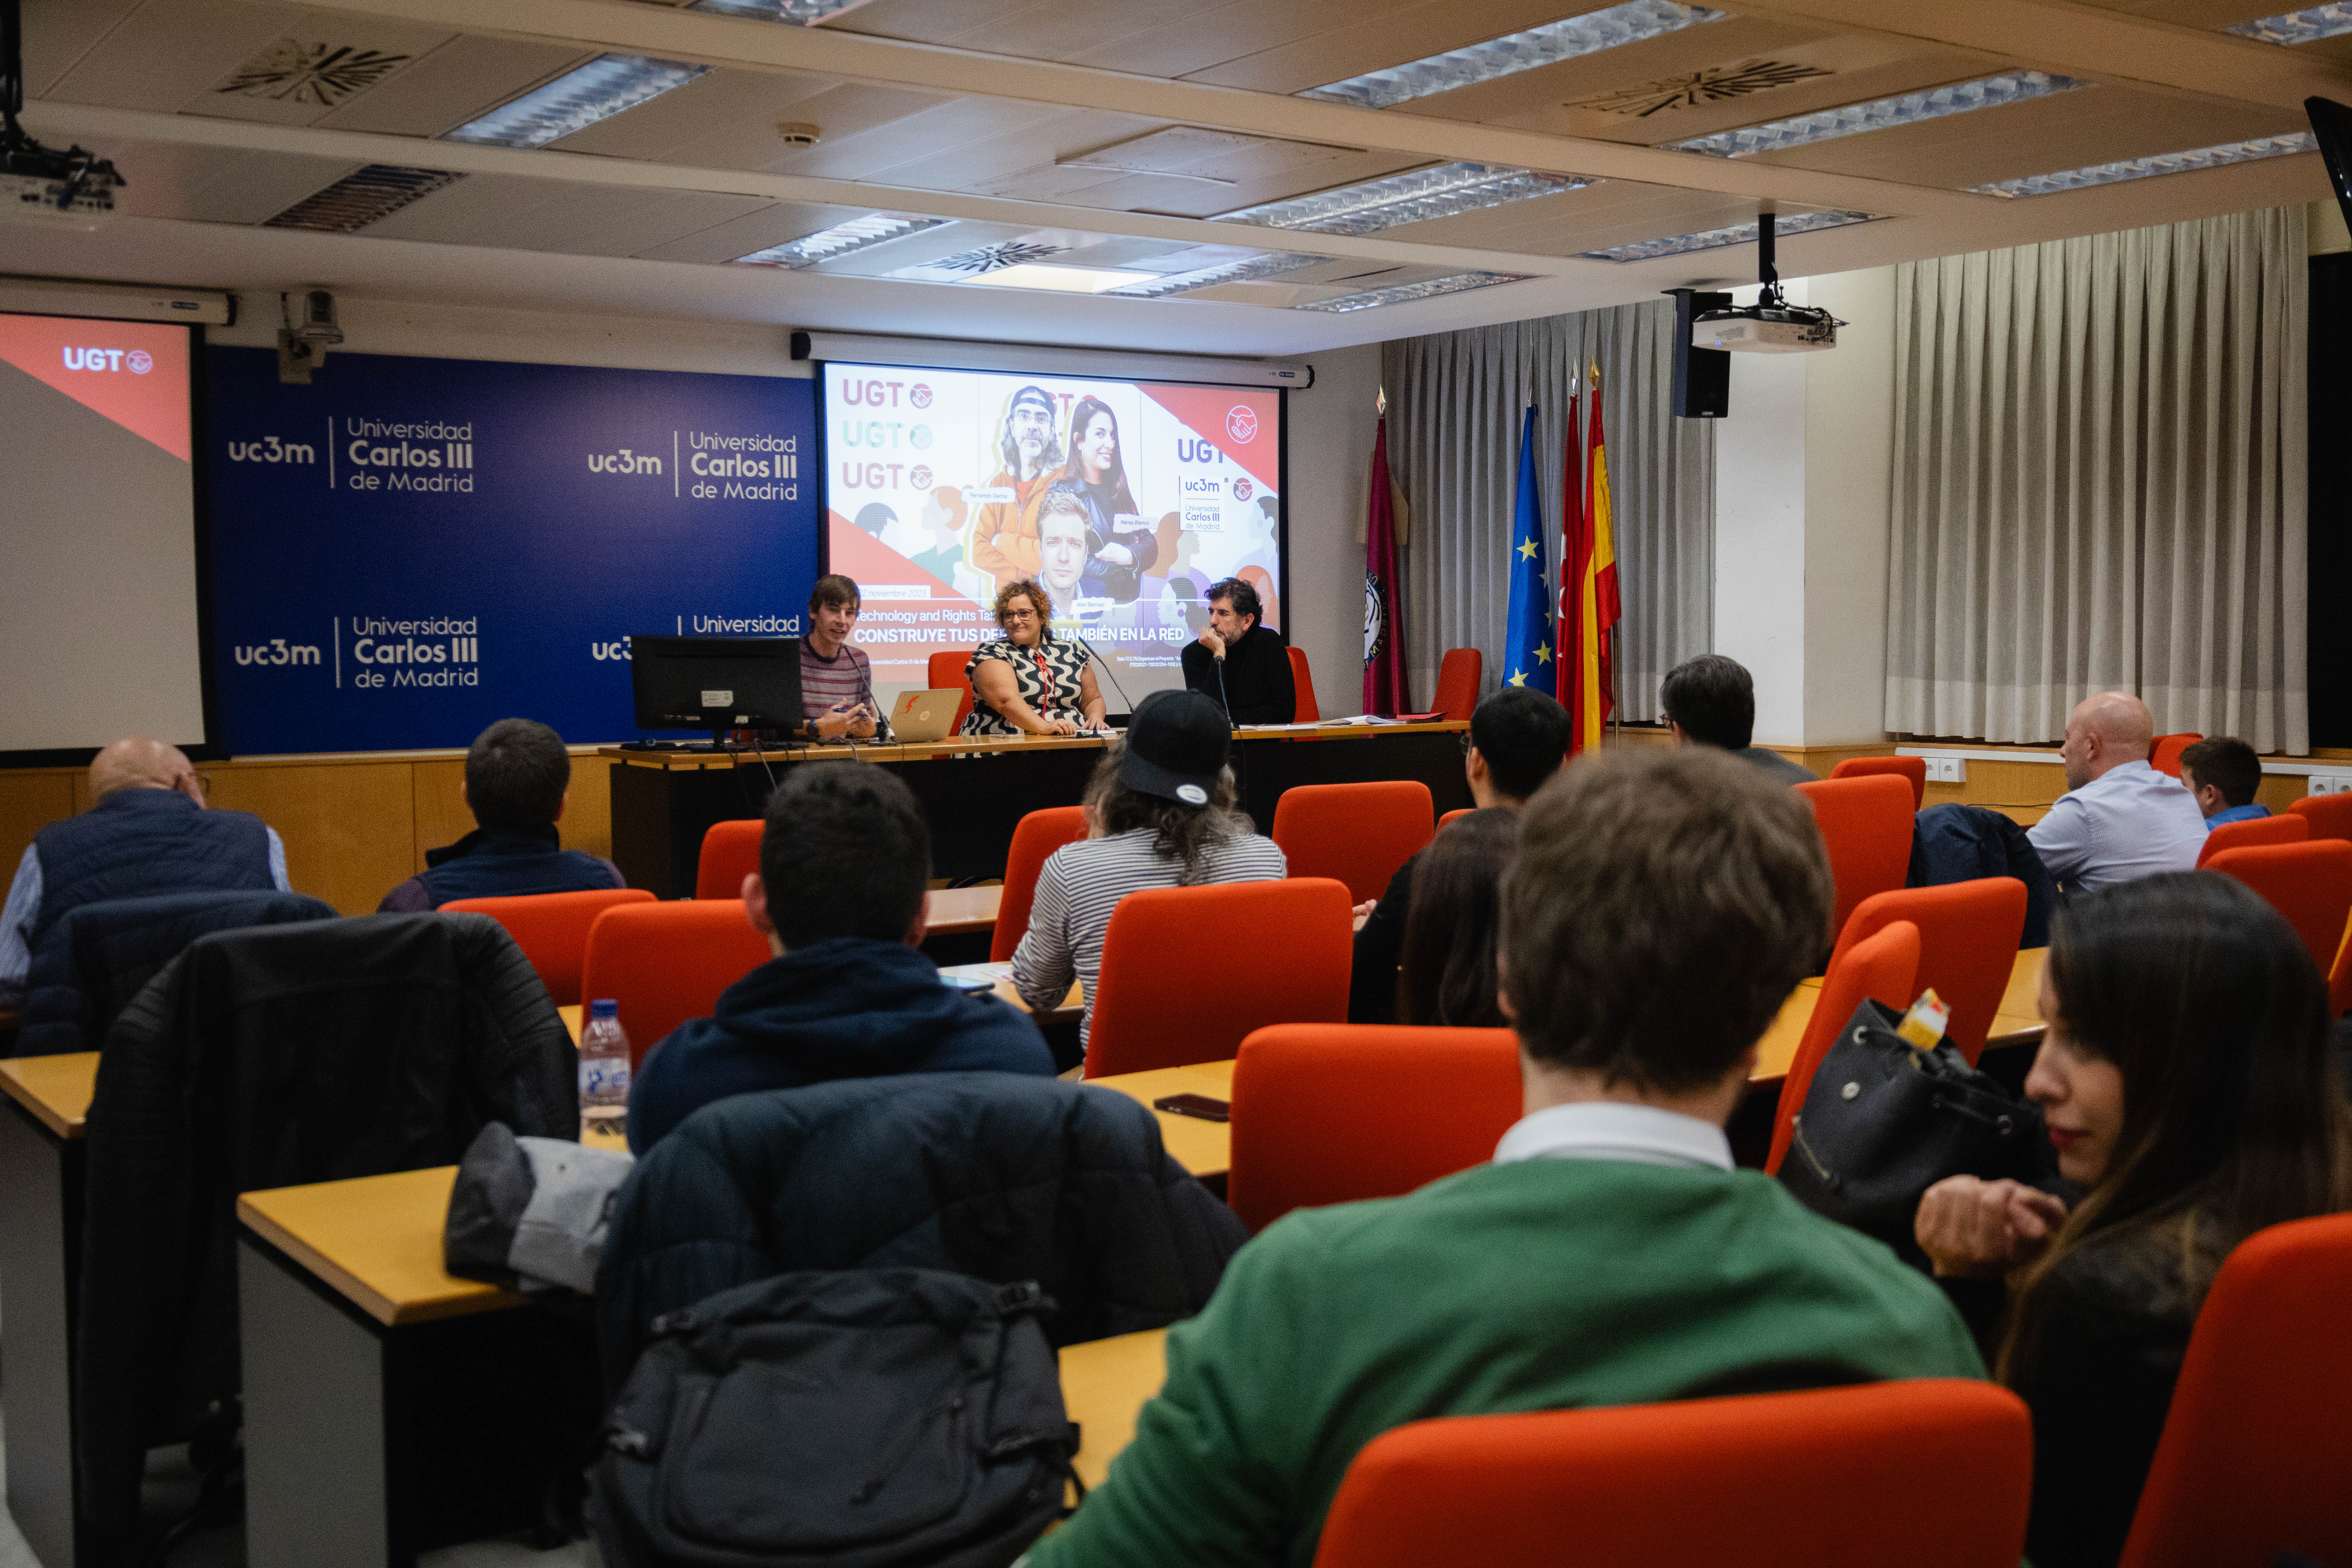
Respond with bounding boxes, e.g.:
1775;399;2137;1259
446;1121;634;1294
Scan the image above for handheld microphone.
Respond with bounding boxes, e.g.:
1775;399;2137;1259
1073;631;1136;726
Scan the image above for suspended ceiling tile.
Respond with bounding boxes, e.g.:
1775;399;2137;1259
180;18;458;128
315;35;595;136
632;201;877;264
859;109;1168;195
547;63;846;157
782;96;1073;180
353;172;567;244
1175;0;1640;95
42;0;299;110
100;140;364;226
23;0;147;97
360;176;776;257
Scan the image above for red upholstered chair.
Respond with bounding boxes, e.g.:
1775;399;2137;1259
1227;1024;1520;1232
1765;920;1920;1176
1431;649;1482;722
2117;1213;2352;1568
2204;840;2352;974
1289;646;1320;723
2150;732;2200;779
1793;775;1917;947
1272;781;1436;903
579;899;773;1067
1085;878;1351;1077
1311;1380;2032;1568
927;648;975;735
1824;879;2026;1065
695;818;765;900
441;888;655;1007
989;804;1089;963
1437;808;1475;830
2288;790;2352;844
1829;754;1928;810
2195;812;2307;865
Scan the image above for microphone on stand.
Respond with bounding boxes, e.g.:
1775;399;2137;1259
1072;631;1135;730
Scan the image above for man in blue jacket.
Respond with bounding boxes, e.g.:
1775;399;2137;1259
380;717;623;910
627;761;1054;1151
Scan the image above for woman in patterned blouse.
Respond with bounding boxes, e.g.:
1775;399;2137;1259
962;576;1105;737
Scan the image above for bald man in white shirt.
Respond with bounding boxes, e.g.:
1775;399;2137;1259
2026;692;2206;893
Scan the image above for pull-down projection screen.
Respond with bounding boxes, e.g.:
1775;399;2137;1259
0;311;205;756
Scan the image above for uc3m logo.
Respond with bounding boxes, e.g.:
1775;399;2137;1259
227;436;315;464
234;638;321;666
591;640;633;660
588;449;664;475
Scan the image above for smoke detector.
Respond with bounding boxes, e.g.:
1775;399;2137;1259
775;122;822;147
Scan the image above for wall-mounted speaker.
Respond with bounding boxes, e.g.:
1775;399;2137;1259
1665;289;1732;418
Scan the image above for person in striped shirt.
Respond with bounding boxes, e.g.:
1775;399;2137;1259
800;573;878;741
1012;689;1285;1063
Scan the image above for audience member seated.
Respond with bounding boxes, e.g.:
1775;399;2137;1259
0;737;286;1010
800;573;879;741
1915;871;2352;1568
628;762;1052;1152
2178;736;2271;831
1394;809;1516;1028
1013;690;1284;1059
1181;576;1295;724
1659;653;1817;783
1350;687;1569;1024
380;719;622;912
960;576;1104;737
1028;746;1983;1568
2026;693;2205;893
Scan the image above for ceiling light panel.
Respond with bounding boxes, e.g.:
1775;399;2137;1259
1295;271;1533;312
1582;207;1878;261
2226;4;2352;44
732;213;951;268
688;0;876;21
1669;71;2086;158
964;264;1157;293
1109;250;1339;299
1216;163;1591;235
441;54;710;149
1972;132;2316;197
1301;0;1729;110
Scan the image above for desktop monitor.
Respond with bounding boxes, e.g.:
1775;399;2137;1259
630;636;804;736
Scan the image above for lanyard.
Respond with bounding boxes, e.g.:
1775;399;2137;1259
1033;644;1054;704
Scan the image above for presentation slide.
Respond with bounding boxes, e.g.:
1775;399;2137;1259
821;362;1283;709
0;312;205;757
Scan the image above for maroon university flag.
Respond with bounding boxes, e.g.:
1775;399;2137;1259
1363;417;1409;715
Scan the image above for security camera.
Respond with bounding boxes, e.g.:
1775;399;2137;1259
277;287;344;384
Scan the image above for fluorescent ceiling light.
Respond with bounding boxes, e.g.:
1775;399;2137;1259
1972;132;2316;197
1110;251;1337;299
442;54;709;148
734;214;950;268
1670;71;2085;158
1217;163;1590;236
1301;0;1727;110
963;263;1158;293
1581;208;1877;261
687;0;877;20
2227;3;2352;44
1295;271;1530;312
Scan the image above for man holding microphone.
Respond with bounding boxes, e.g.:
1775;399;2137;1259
800;574;879;741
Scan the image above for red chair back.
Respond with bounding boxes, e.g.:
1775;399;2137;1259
695;818;764;900
927;649;975;735
1825;878;2026;1064
1829;754;1927;810
2118;1213;2352;1568
2288;791;2352;844
1793;775;1917;946
2150;732;2200;779
1312;1380;2032;1568
1437;808;1474;830
441;888;654;1007
1086;878;1351;1077
1289;646;1320;723
2195;812;2307;866
1766;921;1919;1176
1227;1024;1519;1232
1272;781;1435;903
579;899;773;1067
1431;649;1481;722
990;805;1089;963
2204;839;2352;973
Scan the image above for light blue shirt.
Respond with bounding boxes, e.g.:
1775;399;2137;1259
0;829;291;1007
2027;759;2206;893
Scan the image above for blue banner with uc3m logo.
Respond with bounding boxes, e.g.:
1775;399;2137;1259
205;347;818;754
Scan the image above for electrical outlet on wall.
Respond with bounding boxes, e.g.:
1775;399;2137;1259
1919;756;1967;784
2309;773;2352;796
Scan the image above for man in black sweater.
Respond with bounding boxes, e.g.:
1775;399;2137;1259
1348;687;1571;1024
1182;577;1295;724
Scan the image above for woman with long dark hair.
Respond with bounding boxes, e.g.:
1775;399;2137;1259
1059;396;1156;601
1395;809;1514;1028
1916;870;2352;1568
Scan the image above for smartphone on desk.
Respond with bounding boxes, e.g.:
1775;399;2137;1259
1153;1093;1230;1123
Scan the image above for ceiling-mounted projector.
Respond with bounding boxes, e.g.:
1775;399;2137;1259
1692;210;1843;355
0;0;126;231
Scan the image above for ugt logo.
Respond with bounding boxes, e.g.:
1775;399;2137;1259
1233;476;1253;502
1226;405;1258;444
909;383;933;409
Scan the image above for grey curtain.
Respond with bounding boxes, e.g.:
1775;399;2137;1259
1382;300;1714;717
1885;206;2309;753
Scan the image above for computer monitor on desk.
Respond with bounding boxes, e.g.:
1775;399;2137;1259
630;636;803;746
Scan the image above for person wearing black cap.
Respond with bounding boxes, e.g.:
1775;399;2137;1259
1011;689;1287;1063
1181;576;1296;724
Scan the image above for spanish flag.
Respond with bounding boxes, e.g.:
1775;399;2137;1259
1563;365;1620;753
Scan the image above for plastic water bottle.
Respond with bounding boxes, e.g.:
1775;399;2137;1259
579;999;631;1143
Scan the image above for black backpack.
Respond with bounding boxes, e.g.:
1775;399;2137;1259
589;1269;1080;1568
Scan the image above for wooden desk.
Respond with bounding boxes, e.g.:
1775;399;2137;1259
927;883;1002;937
935;963;1085;1026
0;1051;99;1566
1793;948;2049;1052
1062;1328;1168;1492
1090;1061;1236;1180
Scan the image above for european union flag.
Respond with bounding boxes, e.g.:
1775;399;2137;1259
1501;404;1553;691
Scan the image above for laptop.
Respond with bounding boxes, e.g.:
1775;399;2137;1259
891;688;965;743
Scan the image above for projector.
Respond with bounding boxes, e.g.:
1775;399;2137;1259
0;168;118;228
1692;308;1837;354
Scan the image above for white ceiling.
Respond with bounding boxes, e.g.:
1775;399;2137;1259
1;0;2343;355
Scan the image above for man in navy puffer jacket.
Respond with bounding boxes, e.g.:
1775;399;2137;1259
627;761;1052;1152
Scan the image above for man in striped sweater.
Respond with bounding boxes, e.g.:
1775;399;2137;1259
799;573;878;741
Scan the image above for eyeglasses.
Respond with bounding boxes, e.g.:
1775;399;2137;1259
1001;608;1039;623
1457;733;1473;756
193;773;215;794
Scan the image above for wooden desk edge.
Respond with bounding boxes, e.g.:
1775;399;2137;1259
236;1192;526;1329
0;1054;97;1140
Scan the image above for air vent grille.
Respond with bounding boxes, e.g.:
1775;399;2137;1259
265;165;464;234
